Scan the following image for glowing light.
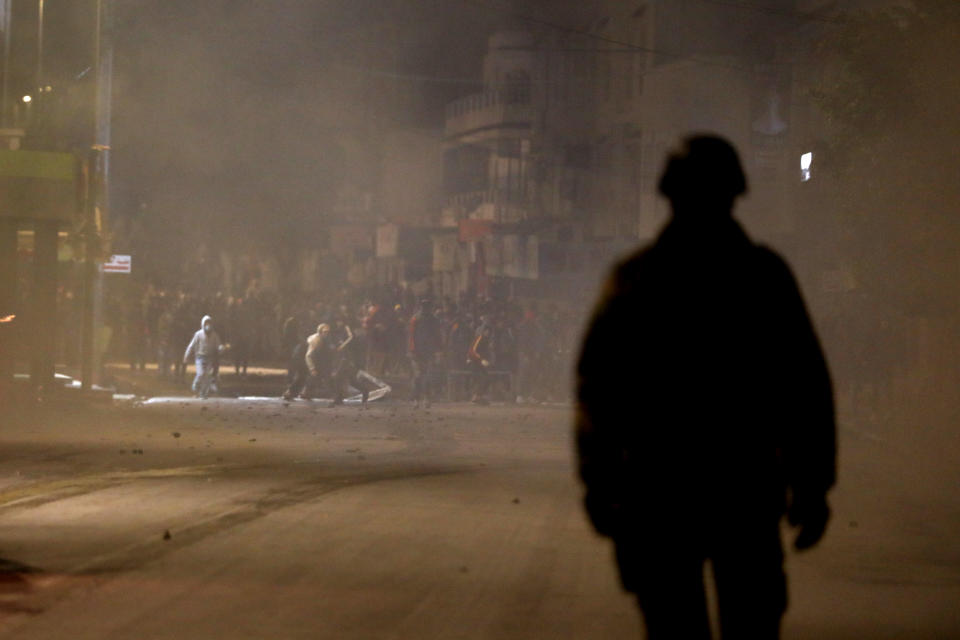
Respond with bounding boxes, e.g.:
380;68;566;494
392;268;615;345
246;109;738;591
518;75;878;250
21;95;32;103
800;152;813;182
0;315;15;323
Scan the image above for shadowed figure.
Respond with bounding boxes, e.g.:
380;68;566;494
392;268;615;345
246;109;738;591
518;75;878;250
576;135;835;639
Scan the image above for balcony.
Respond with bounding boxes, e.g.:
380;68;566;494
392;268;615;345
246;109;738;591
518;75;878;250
444;188;530;224
445;89;535;139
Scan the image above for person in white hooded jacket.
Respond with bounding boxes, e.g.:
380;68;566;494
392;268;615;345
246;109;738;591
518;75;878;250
183;315;222;398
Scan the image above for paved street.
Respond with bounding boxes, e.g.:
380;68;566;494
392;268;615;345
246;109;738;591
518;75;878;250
0;397;957;638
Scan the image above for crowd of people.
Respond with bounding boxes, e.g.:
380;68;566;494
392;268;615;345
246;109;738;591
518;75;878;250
94;282;579;404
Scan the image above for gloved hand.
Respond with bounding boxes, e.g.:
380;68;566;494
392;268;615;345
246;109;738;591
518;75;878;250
788;492;830;551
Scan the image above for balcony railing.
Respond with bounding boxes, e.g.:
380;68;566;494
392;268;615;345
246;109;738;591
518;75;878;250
445;89;534;138
445;188;530;224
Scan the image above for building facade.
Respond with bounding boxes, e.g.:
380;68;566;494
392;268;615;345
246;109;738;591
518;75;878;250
433;1;815;301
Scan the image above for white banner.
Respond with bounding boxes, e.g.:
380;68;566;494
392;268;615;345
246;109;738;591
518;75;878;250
101;254;131;274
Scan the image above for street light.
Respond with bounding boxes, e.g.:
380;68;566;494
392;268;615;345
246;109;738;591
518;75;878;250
21;94;32;103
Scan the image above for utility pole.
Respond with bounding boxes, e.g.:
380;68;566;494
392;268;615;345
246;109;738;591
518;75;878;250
81;0;112;390
35;0;43;93
1;0;12;126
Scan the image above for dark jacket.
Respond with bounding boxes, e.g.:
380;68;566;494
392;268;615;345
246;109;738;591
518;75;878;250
576;218;835;536
409;310;442;360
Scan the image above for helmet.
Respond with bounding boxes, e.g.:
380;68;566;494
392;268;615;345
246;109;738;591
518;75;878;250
658;134;748;203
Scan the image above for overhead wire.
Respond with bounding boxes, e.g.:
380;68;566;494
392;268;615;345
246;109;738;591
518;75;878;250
694;0;849;25
450;0;808;77
322;0;850;86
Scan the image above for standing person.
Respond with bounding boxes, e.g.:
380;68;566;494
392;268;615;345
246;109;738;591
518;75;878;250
575;135;835;639
172;297;193;382
515;309;545;403
445;307;469;372
329;315;377;407
229;298;251;377
446;310;474;399
126;298;148;372
145;291;164;368
363;300;393;376
492;313;518;402
467;319;493;405
156;304;175;379
280;314;301;364
302;323;334;400
408;301;442;408
387;303;409;377
183;314;223;399
281;330;313;401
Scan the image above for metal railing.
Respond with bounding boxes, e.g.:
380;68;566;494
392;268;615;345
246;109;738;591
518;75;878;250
445;188;530;223
445;88;531;119
445;88;534;138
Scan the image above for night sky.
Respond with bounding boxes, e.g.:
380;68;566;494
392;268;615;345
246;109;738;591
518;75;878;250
4;0;900;263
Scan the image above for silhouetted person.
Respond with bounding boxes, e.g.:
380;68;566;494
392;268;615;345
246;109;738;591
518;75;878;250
409;300;443;408
576;135;835;639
